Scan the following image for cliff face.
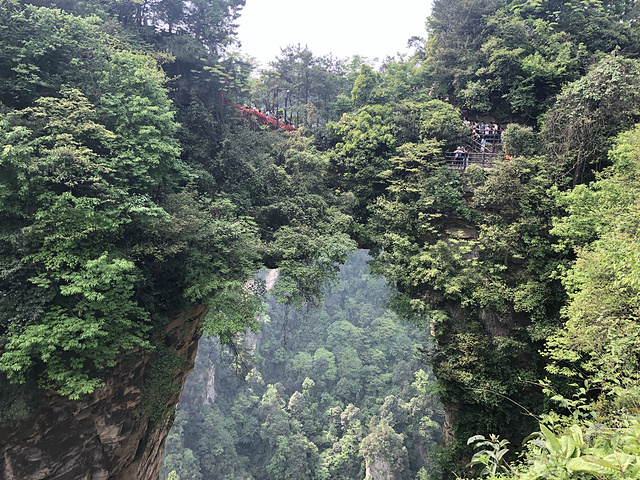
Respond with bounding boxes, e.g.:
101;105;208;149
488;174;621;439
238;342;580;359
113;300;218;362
365;456;394;480
435;302;535;440
433;214;553;446
0;305;207;480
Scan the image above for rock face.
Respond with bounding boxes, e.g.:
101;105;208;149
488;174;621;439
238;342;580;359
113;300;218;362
431;213;556;447
204;364;217;405
365;456;394;480
0;305;207;480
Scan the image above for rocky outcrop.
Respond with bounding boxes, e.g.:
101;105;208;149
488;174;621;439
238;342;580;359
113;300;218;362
365;456;394;480
203;364;217;405
0;305;207;480
441;402;459;445
432;215;546;446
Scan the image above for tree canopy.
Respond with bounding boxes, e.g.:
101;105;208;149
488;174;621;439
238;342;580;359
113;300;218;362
0;1;355;400
2;0;640;479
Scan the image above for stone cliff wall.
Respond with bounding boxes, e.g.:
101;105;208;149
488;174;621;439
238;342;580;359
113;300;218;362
365;456;394;480
0;305;207;480
434;218;542;445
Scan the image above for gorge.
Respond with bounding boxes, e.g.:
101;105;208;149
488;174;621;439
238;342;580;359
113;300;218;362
1;0;640;479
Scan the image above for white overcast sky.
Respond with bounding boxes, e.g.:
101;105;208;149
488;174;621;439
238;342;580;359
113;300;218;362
236;0;433;68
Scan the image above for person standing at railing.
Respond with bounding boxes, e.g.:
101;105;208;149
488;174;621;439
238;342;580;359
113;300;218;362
453;146;468;168
454;145;465;162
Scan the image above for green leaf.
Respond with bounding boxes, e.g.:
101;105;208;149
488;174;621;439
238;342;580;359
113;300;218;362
566;455;618;475
540;424;563;455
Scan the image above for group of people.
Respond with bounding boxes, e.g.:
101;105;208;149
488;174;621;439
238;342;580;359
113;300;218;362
264;110;294;126
453;145;467;158
461;120;503;153
448;119;505;168
470;122;502;144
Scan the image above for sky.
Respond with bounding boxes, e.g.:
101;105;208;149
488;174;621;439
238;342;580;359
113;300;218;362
236;0;432;68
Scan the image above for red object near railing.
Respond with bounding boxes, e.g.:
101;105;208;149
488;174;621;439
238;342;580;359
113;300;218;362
223;97;296;131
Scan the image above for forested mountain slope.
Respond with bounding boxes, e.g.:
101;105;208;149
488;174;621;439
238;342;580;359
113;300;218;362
0;0;354;477
161;251;443;480
229;0;640;476
1;0;640;478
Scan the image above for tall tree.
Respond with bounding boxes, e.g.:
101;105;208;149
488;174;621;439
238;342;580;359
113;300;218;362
543;54;640;185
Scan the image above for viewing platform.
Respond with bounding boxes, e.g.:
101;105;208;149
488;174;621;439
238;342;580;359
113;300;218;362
444;151;502;170
445;123;503;170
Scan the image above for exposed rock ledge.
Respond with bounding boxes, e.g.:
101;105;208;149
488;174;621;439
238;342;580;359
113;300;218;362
0;305;207;480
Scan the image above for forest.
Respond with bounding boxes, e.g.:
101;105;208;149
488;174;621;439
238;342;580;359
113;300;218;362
161;251;443;480
1;0;640;479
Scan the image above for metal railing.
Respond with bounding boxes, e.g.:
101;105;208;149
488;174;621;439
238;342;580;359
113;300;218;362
444;151;502;170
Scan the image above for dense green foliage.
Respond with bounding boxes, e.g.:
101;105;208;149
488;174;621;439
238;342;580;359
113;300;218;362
3;0;640;478
0;4;195;397
434;121;640;480
285;3;640;477
208;2;640;477
426;0;640;119
161;251;444;480
0;0;354;402
546;125;640;405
